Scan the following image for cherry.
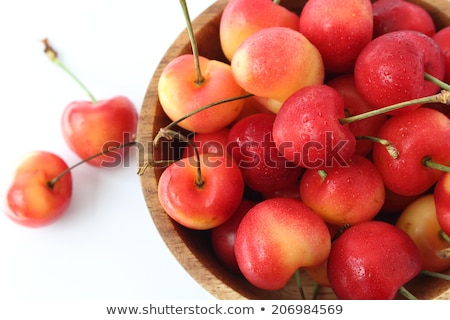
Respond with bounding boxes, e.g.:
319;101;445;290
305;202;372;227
327;220;422;299
372;107;450;196
227;113;303;193
354;30;445;115
299;154;385;226
396;194;450;273
272;84;356;169
157;0;245;134
372;0;436;38
3;151;72;228
298;0;373;73
157;150;244;230
42;39;138;167
234;197;331;291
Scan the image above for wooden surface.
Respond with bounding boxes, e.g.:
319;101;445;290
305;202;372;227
136;0;450;299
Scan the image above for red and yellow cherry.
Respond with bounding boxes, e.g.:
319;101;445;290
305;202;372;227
158;54;245;133
272;84;356;169
354;30;445;115
372;107;450;196
434;172;450;237
157;153;244;230
210;199;257;274
231;26;324;113
234;197;331;290
327;74;387;156
396;194;450;273
42;38;138;167
298;0;373;74
327;220;422;299
372;0;436;38
300;154;385;226
219;0;299;61
3;151;72;228
62;96;138;167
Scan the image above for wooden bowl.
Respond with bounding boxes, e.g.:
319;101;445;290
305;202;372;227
137;0;450;299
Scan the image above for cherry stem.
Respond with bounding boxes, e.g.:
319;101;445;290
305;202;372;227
41;38;97;104
318;169;327;181
154;128;204;188
273;0;281;4
294;270;306;300
398;286;418;300
340;90;450;125
420;269;450;281
179;0;204;86
162;93;253;131
422;156;450;173
439;230;450;243
356;135;399;159
438;247;450;259
425;72;450;91
312;282;320;300
47;140;136;189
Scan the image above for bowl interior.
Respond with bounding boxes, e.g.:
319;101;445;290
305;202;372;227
137;0;450;299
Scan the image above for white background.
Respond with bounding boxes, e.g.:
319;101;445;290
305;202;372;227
0;0;217;300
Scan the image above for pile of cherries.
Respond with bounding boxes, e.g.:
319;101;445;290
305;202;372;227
150;0;450;299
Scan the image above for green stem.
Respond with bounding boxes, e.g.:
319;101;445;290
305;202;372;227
273;0;281;4
425;72;450;91
179;0;204;86
42;38;97;104
312;282;320;300
294;270;306;300
398;286;418;300
47;141;136;188
340;90;450;125
420;269;450;281
422;156;450;173
163;93;253;131
439;230;450;243
356;135;399;159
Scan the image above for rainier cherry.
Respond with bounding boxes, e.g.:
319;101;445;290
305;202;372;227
327;220;422;299
3;151;72;227
272;84;356;169
298;0;373;74
372;107;450;196
372;0;436;38
219;0;299;61
157;152;244;230
396;194;450;273
231;26;324;113
300;154;385;226
43;39;138;167
234;197;331;291
158;1;245;134
354;30;445;115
